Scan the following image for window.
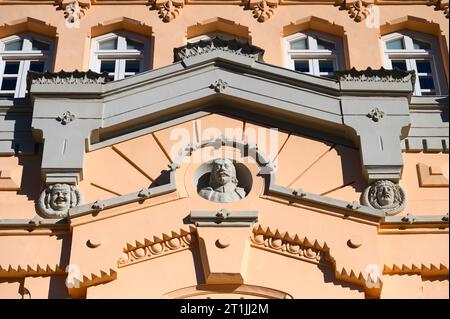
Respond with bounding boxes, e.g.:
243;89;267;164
90;32;150;81
0;34;53;97
284;31;344;78
382;31;447;96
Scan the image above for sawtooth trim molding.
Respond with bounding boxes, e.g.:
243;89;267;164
117;226;197;268
251;224;381;290
251;224;334;266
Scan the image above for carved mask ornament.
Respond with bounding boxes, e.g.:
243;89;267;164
38;183;83;218
361;180;406;215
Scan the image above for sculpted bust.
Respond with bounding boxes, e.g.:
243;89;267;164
199;158;246;203
38;183;83;218
361;180;406;215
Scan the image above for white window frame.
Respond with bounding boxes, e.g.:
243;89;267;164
89;31;151;81
284;31;344;77
0;33;54;98
188;32;248;44
382;31;447;96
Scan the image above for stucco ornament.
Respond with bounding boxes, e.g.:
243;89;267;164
336;0;371;22
249;0;277;22
38;184;83;218
361;180;406;215
210;79;228;92
152;0;184;22
367;107;385;122
56;111;76;125
60;1;89;27
429;0;449;19
199;158;246;203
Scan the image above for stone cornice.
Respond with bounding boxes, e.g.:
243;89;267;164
27;70;109;86
335;67;416;84
173;37;265;62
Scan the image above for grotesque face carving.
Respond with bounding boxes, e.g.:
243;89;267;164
38;183;83;218
49;184;72;211
210;158;237;188
361;180;406;216
198;158;247;203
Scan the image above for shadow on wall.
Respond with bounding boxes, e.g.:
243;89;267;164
317;263;364;293
333;144;367;194
48;233;72;299
17;154;43;202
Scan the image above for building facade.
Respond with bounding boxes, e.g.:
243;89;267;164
0;0;448;299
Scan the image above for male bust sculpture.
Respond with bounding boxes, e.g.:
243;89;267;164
361;180;406;215
199;158;246;203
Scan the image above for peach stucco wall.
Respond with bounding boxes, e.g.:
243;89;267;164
2;113;448;298
0;2;448;299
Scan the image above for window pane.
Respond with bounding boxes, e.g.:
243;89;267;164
30;61;45;73
125;60;140;73
413;39;431;50
294;60;309;72
1;78;17;91
99;38;117;50
4;40;23;51
416;60;432;73
126;39;144;51
100;60;116;73
317;39;335;51
386;38;404;50
419;76;435;90
319;60;334;73
32;40;50;51
290;38;307;50
391;60;407;71
4;62;20;74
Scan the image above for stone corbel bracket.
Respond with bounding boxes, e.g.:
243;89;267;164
29;70;108;185
191;209;258;285
336;67;414;182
